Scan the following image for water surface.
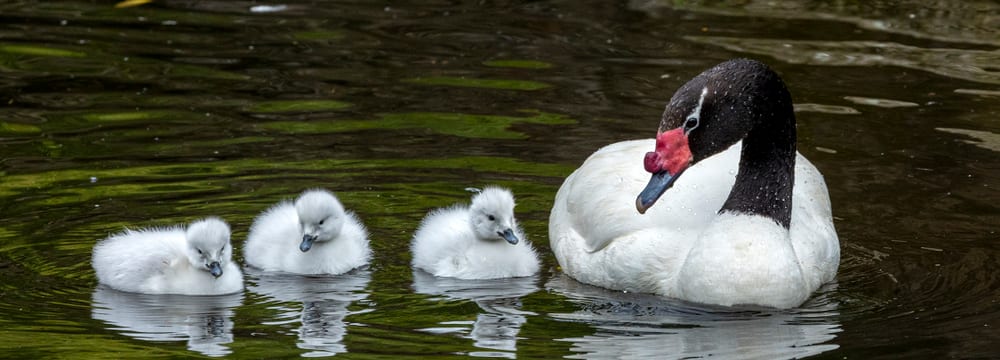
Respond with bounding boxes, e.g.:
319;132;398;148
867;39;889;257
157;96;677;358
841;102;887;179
1;0;998;358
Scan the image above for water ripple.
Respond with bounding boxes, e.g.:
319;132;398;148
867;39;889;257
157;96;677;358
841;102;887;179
635;0;1000;46
91;287;243;357
685;36;1000;85
245;268;373;357
936;128;1000;152
546;274;841;360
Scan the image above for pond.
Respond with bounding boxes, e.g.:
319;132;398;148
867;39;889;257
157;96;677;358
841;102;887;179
1;0;998;358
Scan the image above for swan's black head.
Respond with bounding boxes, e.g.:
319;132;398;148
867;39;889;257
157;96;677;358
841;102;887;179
637;59;796;214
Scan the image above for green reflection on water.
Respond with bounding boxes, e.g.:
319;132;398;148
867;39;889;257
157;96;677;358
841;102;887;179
31;182;229;207
29;109;224;134
38;139;63;157
0;122;42;134
0;243;66;279
0;42;249;82
249;99;353;113
345;299;483;355
82;111;175;123
261;111;575;139
0;156;574;202
0;328;167;357
0;44;86;58
483;59;554;69
403;76;551;91
14;92;253;110
147;136;275;153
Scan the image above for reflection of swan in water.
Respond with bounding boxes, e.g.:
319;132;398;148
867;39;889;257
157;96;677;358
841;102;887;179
412;270;539;358
90;285;242;357
246;267;372;357
546;274;841;359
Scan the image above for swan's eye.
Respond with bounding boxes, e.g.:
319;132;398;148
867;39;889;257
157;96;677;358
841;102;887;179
683;116;699;132
487;215;496;221
319;219;325;225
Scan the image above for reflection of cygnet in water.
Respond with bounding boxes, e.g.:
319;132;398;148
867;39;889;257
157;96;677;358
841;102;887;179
246;267;372;357
91;285;242;357
546;274;841;360
412;270;539;357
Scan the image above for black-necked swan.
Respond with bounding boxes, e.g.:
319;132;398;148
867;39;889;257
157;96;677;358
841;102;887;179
92;217;244;295
549;59;840;308
244;189;371;275
411;186;540;279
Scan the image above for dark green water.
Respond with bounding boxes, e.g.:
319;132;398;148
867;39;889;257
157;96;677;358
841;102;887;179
1;0;998;358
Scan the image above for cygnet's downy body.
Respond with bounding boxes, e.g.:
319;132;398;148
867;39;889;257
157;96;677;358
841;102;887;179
92;217;243;295
244;189;371;275
411;186;539;279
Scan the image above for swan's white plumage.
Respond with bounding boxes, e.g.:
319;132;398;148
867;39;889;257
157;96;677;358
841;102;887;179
549;139;839;308
244;189;370;275
92;217;243;295
411;187;540;279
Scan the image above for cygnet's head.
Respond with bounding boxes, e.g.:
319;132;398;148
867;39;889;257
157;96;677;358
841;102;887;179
184;217;233;278
468;186;520;245
295;189;346;252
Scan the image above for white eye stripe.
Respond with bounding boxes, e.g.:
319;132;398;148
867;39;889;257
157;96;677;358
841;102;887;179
685;86;709;133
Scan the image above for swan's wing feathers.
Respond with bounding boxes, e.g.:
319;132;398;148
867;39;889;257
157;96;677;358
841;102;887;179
558;140;664;252
411;206;471;271
93;227;184;291
791;154;840;289
245;202;300;267
248;201;299;244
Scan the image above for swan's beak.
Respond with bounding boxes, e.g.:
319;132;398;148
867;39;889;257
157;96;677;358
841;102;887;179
638;127;692;214
636;169;684;214
208;262;223;278
499;229;519;245
300;234;317;252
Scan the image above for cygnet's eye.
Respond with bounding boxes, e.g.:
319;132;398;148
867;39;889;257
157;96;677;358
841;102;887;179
318;219;325;225
487;215;496;221
197;249;203;255
683;116;699;133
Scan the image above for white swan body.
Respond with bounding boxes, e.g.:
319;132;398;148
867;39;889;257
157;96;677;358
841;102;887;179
92;217;243;295
244;189;370;275
551;140;838;308
411;186;540;279
549;59;840;308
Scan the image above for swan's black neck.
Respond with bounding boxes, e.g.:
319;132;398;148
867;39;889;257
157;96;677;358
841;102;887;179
658;59;799;227
720;104;796;228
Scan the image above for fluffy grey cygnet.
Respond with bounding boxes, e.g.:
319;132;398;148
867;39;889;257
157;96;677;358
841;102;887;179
411;186;539;279
92;217;243;295
244;189;371;275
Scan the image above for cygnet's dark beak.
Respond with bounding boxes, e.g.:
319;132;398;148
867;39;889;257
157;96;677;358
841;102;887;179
498;229;519;245
300;234;317;252
208;262;223;278
636;169;683;214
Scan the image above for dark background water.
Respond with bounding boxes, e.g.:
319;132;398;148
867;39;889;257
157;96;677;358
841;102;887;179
1;0;998;358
